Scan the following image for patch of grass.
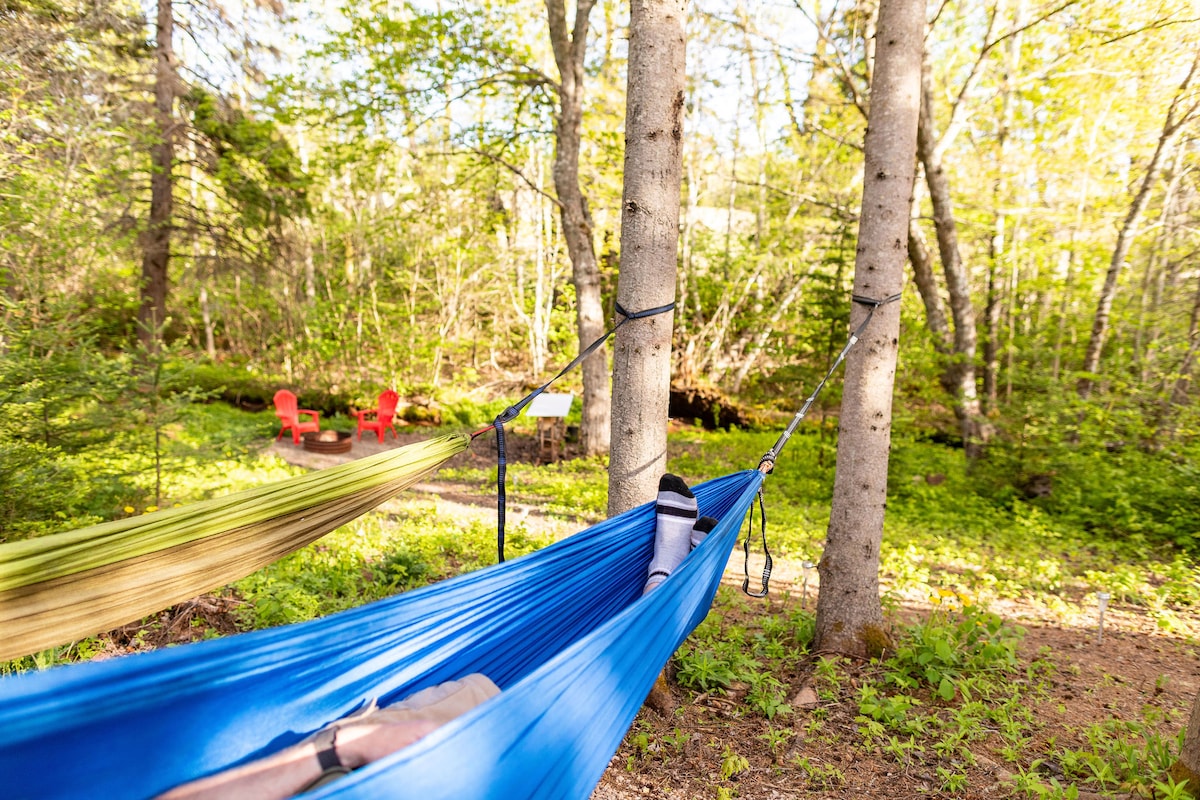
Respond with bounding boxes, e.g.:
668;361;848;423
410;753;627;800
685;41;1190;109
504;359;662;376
440;456;610;522
234;505;555;629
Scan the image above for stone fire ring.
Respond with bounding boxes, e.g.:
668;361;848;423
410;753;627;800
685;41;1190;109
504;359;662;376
302;430;353;454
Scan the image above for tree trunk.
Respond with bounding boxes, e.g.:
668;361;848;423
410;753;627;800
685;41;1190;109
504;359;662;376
907;182;953;364
545;0;610;456
984;1;1021;413
1078;50;1199;398
676;111;700;385
1167;274;1200;410
199;286;216;360
916;57;990;458
607;0;686;516
1170;690;1200;794
814;0;922;658
138;0;175;350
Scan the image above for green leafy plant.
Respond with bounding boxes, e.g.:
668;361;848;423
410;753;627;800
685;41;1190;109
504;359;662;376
884;596;1022;701
793;755;845;788
719;745;749;780
758;726;792;756
675;648;739;693
937;765;968;792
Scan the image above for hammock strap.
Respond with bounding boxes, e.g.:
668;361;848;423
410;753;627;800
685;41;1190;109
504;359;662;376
741;485;773;598
744;291;901;596
757;292;901;473
479;300;676;563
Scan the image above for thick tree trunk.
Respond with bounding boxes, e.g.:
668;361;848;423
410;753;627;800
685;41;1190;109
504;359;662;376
916;58;990;458
545;0;610;456
676;125;700;385
814;0;922;658
139;0;175;351
1078;51;1199;398
607;0;686;516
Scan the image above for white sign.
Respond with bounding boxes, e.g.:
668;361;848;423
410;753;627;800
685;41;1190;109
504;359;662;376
526;393;575;418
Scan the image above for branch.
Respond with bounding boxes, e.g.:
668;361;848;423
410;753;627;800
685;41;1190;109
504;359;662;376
790;0;868;121
451;146;563;209
935;0;1081;161
731;178;858;222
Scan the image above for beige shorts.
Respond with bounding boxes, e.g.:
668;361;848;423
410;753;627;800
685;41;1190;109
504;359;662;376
365;673;500;727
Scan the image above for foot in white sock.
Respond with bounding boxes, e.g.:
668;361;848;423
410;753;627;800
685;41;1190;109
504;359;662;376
690;516;718;551
643;474;697;594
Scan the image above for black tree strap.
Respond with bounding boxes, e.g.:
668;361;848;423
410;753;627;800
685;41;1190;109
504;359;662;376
743;291;901;596
742;486;773;598
476;300;676;563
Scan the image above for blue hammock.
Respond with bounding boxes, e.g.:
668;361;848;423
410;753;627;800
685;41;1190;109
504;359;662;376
0;470;763;800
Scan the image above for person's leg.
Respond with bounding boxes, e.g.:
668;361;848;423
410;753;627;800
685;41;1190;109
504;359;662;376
690;515;718;551
643;475;698;594
156;675;500;800
366;673;500;727
153;718;439;800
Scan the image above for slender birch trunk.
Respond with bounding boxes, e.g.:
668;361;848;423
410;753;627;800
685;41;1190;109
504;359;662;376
1078;50;1200;398
814;0;923;658
545;0;610;455
916;57;991;458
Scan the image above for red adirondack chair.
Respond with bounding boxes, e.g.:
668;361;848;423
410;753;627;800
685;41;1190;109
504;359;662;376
273;390;321;444
355;389;400;443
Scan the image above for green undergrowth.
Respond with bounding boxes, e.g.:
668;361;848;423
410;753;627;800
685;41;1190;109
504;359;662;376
233;505;553;629
439;455;610;522
667;426;1200;629
638;586;1191;798
4;405;1197;679
0;403;282;542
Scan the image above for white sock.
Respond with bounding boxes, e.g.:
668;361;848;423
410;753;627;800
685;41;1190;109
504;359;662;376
643;474;697;594
690;516;718;551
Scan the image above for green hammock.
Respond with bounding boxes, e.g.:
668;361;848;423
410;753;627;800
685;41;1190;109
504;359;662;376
0;433;469;663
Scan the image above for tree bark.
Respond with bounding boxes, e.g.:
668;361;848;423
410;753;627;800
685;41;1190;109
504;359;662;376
814;0;922;658
607;0;686;516
907;182;953;364
1078;50;1200;398
916;56;990;458
545;0;610;456
984;0;1021;413
138;0;175;350
1170;690;1200;794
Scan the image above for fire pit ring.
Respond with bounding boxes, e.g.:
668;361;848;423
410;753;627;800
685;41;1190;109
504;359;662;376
302;430;353;454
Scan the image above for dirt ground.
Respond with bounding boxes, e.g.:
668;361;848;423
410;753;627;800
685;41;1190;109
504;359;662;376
107;431;1200;799
587;594;1200;799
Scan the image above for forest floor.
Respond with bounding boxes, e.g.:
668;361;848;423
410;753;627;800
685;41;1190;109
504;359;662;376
110;431;1200;799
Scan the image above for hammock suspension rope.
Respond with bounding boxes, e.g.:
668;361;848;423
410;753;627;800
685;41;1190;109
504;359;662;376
477;300;676;562
742;291;902;596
